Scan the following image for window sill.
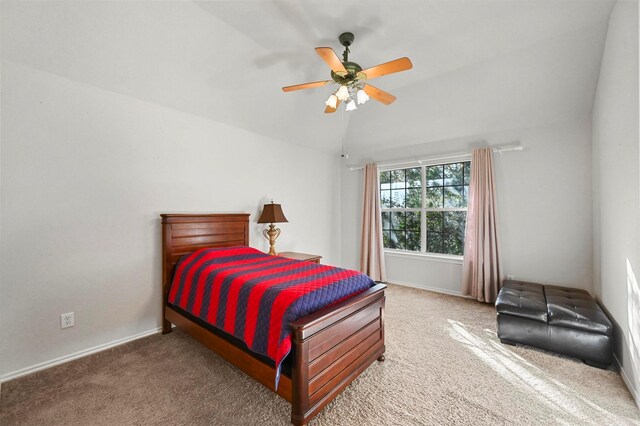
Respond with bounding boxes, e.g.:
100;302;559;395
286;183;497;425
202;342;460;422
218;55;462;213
384;250;464;265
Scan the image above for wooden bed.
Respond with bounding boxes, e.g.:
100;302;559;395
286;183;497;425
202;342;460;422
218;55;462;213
161;213;386;425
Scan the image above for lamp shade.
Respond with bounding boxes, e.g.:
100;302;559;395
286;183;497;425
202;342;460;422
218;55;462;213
258;203;288;224
325;94;338;109
336;85;349;101
356;89;369;105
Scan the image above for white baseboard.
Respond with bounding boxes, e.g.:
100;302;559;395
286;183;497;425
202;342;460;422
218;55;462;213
0;327;162;383
386;279;473;299
614;353;640;410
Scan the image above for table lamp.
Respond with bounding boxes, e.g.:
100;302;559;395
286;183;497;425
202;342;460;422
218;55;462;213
258;201;288;255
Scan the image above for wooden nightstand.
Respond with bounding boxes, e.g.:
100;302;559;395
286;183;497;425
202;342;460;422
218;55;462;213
278;251;322;264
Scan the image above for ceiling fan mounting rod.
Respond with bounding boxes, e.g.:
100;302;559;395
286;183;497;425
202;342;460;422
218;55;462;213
339;32;355;63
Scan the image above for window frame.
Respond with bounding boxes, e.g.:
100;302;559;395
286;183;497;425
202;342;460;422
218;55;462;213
379;155;471;259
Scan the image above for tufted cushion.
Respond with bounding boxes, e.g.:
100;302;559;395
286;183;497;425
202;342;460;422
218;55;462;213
545;285;613;336
495;280;547;323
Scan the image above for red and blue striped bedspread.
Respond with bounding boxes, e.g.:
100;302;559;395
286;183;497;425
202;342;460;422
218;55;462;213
167;246;375;386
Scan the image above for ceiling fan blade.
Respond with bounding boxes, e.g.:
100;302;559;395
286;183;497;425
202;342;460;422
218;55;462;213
362;57;413;80
315;47;347;73
325;99;341;113
282;80;332;92
363;84;397;105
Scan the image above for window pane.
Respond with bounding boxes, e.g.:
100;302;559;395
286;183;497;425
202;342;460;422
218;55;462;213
427;211;443;233
406;212;421;231
390;212;405;230
406;231;420;251
444;186;465;208
381;211;390;230
463;161;471;185
390;170;404;189
444;232;464;256
444;163;464;186
406;168;421;188
443;212;466;256
427;232;443;253
426;165;443;187
390;231;405;249
444;211;467;235
398;232;407;250
391;189;406;208
383;230;390;248
380;171;391;190
387;231;398;248
381;190;391;208
407;188;421;208
388;230;398;248
426;187;443;208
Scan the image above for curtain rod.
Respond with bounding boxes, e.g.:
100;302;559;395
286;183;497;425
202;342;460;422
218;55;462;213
348;145;524;171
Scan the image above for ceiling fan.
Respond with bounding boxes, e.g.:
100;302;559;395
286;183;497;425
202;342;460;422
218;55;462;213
282;32;413;113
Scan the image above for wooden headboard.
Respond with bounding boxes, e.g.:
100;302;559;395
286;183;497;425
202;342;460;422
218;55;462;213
161;213;250;302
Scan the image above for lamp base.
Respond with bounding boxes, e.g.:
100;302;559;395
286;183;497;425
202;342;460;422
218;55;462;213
263;223;281;256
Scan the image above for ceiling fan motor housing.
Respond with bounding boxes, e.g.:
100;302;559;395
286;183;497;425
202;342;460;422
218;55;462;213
331;61;364;85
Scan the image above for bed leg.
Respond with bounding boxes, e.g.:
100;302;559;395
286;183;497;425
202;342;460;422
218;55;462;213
162;318;173;334
377;355;385;362
290;417;306;426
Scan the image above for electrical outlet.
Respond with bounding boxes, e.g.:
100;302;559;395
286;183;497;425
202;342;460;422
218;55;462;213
61;312;74;329
507;275;515;280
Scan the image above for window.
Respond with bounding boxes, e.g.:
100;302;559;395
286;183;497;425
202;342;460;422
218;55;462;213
380;161;471;256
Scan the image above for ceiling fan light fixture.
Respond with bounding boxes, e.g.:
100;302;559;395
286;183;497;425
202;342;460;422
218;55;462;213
336;85;350;101
345;99;358;111
325;94;338;109
356;89;370;105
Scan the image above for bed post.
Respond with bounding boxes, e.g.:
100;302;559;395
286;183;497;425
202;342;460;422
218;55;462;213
290;338;310;426
161;215;173;334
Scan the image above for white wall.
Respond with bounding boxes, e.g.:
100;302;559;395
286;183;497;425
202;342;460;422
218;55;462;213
342;117;594;295
0;60;341;378
592;0;639;406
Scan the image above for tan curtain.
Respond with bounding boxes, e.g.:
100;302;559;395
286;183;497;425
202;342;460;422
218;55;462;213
360;163;386;281
462;148;502;302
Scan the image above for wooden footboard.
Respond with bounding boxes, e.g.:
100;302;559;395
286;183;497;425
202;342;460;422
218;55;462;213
290;283;386;426
165;283;385;426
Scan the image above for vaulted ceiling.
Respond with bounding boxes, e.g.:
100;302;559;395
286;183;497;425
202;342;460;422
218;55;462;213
3;0;615;155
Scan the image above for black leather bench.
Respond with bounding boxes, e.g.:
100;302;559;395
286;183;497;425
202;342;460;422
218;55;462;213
495;280;613;368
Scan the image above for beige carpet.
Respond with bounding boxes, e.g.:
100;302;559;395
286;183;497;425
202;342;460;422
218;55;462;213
1;284;638;425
